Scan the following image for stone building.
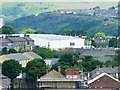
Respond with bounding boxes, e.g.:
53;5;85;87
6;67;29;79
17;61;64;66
0;35;34;51
0;52;42;67
37;70;87;89
88;73;120;89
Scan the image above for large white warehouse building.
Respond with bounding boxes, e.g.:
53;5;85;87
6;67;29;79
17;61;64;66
28;34;85;50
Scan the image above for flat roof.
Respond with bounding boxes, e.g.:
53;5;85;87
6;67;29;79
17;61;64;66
29;34;84;41
0;34;84;41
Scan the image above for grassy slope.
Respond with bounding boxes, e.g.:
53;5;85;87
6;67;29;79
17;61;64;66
2;2;117;20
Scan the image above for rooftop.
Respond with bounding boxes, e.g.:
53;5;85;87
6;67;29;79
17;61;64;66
44;58;59;65
23;36;34;41
23;52;42;59
88;72;120;84
7;37;27;42
2;53;29;61
40;70;65;79
28;34;84;41
91;67;119;78
38;70;83;82
0;38;11;43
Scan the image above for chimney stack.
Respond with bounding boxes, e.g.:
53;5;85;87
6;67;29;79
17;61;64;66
46;69;49;74
58;66;61;73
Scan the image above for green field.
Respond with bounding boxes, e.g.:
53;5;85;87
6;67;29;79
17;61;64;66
2;2;118;21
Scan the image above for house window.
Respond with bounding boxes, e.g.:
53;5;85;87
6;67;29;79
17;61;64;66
70;42;75;46
27;41;30;45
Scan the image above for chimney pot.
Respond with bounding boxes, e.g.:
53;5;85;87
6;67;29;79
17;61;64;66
58;66;61;73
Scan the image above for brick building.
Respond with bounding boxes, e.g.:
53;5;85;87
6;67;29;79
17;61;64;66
88;73;120;89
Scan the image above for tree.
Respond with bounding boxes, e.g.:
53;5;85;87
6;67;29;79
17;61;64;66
8;48;17;54
2;60;22;89
19;28;36;34
0;25;15;34
51;62;70;75
62;28;73;36
18;48;26;53
109;38;117;47
104;60;118;67
32;46;59;59
51;49;79;75
80;56;103;72
25;58;47;80
91;40;96;47
109;6;115;10
2;47;8;55
95;32;105;38
62;28;87;36
59;49;79;66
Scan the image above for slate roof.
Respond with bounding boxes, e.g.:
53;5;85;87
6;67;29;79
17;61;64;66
82;50;115;57
88;73;120;84
0;38;11;43
80;49;115;62
7;37;27;42
91;67;118;78
41;70;65;79
4;53;29;61
44;58;59;65
23;52;42;59
23;37;34;41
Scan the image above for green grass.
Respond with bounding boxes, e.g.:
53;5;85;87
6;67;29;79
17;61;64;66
2;2;118;20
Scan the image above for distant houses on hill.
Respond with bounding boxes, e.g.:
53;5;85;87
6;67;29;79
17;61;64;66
55;6;118;18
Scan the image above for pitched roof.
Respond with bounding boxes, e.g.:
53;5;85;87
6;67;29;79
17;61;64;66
0;38;11;43
23;37;34;41
41;70;65;79
88;72;120;84
91;67;118;78
3;53;29;61
7;37;26;42
23;52;42;59
66;70;80;75
38;70;84;82
80;49;115;62
44;58;59;65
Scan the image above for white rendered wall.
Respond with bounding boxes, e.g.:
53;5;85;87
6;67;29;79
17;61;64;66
49;39;85;49
29;34;85;49
66;75;79;79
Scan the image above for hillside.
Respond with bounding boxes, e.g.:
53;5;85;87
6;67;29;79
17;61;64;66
2;2;117;21
2;2;58;22
5;12;118;36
